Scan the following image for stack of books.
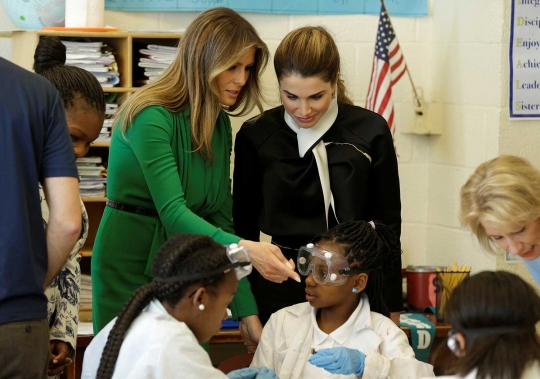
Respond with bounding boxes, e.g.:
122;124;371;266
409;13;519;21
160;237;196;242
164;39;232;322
138;44;177;85
77;157;106;198
62;40;120;88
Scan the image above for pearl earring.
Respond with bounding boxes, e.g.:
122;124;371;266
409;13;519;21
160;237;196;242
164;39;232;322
198;304;205;311
352;288;358;293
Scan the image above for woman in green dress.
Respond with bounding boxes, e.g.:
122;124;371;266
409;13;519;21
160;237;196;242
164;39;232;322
91;7;300;350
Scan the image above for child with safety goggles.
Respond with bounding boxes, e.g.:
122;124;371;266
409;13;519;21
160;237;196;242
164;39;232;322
251;220;435;378
82;234;277;379
423;271;540;379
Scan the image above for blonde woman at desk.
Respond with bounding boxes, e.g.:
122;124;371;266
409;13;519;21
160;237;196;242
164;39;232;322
422;271;540;379
251;221;434;379
461;156;540;284
82;234;278;379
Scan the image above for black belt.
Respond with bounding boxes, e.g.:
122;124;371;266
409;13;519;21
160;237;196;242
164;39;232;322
106;199;158;218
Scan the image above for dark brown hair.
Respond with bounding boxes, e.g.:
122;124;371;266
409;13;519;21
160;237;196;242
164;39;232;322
34;36;105;114
313;220;401;317
96;234;230;379
274;26;353;105
446;271;540;379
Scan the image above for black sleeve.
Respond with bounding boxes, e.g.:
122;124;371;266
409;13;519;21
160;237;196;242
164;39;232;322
367;120;403;312
232;125;263;242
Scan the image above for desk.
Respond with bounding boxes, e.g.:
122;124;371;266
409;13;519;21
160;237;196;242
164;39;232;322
68;317;454;379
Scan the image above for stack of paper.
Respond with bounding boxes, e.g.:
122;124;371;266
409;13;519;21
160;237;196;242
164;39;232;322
96;102;117;142
62;40;120;88
138;44;178;84
77;157;106;197
80;274;92;308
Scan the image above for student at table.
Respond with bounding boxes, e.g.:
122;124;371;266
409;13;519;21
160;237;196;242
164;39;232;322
422;271;540;379
83;234;278;379
251;221;434;378
34;35;105;377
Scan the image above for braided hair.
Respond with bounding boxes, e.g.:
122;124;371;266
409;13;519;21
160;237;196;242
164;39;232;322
96;234;231;379
33;36;105;113
312;220;401;317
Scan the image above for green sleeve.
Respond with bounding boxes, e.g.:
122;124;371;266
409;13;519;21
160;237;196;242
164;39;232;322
204;116;258;319
229;277;258;320
126;106;238;244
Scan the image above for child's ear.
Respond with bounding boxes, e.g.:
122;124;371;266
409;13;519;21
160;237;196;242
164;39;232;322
191;287;207;310
352;273;369;293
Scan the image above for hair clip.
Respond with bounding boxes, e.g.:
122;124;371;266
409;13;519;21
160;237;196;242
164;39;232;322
368;221;376;230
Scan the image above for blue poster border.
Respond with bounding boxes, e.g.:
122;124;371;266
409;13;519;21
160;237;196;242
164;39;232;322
104;1;428;17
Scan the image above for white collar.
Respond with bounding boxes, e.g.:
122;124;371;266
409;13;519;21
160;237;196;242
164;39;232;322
284;94;339;158
311;293;368;346
284;95;339;228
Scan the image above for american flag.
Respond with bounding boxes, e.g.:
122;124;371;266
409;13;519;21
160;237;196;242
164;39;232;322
366;4;408;142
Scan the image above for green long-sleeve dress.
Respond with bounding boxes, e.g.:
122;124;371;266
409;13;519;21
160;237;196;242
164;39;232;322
91;106;257;333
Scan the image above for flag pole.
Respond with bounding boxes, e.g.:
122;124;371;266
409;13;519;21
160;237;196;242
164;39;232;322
380;0;423;114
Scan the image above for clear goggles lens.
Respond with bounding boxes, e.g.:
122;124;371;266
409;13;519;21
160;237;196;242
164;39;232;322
226;244;252;280
297;244;350;285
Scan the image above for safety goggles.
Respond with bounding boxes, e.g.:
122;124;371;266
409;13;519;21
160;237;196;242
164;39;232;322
297;243;364;285
153;243;252;283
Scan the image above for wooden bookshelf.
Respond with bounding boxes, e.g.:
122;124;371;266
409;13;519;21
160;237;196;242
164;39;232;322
11;30;183;323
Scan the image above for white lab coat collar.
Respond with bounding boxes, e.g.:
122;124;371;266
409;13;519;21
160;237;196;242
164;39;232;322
311;294;368;346
284;95;339;228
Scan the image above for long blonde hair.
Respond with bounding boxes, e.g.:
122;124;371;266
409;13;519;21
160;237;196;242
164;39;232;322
116;7;269;160
273;26;353;105
460;155;540;253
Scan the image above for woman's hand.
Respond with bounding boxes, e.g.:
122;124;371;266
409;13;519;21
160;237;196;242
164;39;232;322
48;340;72;376
238;240;300;283
239;315;263;353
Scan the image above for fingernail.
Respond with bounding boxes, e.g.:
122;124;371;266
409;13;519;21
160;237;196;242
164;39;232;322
294;276;301;283
286;262;293;269
53;359;58;364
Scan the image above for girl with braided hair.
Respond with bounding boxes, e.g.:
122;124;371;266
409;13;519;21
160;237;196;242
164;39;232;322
34;35;105;378
82;234;278;379
251;220;434;378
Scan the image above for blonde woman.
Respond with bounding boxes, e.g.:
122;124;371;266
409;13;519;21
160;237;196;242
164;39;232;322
460;155;540;283
91;7;300;351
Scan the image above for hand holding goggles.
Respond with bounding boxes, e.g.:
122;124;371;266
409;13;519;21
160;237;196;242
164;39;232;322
154;243;252;283
297;243;364;285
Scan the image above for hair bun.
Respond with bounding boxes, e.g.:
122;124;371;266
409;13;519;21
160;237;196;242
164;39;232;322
33;36;67;74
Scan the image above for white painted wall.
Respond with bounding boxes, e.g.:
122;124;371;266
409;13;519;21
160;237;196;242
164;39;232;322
3;0;526;276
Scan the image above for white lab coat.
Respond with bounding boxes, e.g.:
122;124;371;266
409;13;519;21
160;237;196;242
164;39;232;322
81;299;228;379
424;361;540;379
251;294;434;379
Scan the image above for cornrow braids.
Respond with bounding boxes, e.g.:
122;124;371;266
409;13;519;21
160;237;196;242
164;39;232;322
96;234;231;379
33;36;105;114
313;220;401;317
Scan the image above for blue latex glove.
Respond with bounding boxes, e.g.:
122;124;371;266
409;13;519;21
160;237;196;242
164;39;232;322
227;367;259;379
255;367;279;379
308;347;366;376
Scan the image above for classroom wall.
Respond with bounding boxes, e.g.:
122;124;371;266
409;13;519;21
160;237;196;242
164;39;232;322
496;0;540;287
1;0;526;276
422;0;502;272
